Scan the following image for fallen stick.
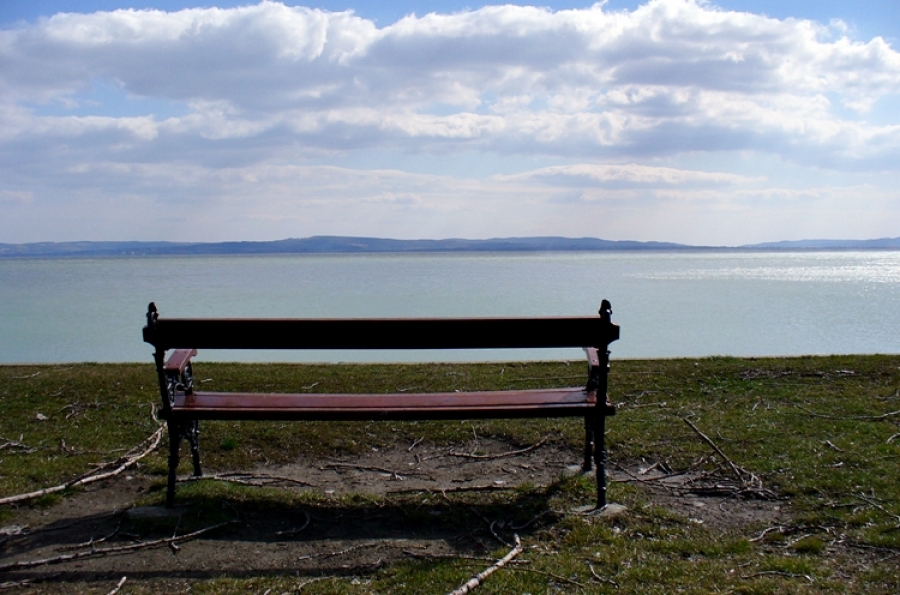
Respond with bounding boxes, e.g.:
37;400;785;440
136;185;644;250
321;463;433;481
0;425;164;506
0;520;236;572
447;436;550;460
683;418;744;481
106;577;127;595
386;484;517;496
447;534;522;595
180;472;313;488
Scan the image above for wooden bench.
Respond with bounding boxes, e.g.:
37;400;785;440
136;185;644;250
143;301;620;509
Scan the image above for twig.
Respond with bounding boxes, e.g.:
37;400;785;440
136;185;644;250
180;472;313;488
387;484;517;496
275;512;311;536
587;562;619;588
683;418;744;481
506;565;585;587
58;522;121;551
489;521;513;548
510;510;553;530
447;436;550;460
0;425;164;506
297;541;381;561
322;463;433;481
749;525;786;542
795;404;900;422
824;440;843;452
741;570;813;581
296;576;333;592
612;463;686;487
0;437;37;454
857;494;900;525
404;551;524;563
10;372;41;380
447;534;522;595
0;520;236;572
107;577;127;595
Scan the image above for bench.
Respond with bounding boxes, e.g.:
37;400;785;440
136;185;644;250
143;301;620;509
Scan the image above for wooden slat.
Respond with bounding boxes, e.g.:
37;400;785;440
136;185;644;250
168;388;605;421
144;316;618;351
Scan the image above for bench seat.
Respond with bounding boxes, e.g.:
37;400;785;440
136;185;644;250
170;387;614;422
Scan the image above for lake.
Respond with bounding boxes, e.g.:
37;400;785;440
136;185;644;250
2;250;899;363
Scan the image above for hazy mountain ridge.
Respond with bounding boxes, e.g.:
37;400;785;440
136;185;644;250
1;235;898;257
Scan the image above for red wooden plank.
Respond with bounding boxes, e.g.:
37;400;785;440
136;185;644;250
169;388;601;421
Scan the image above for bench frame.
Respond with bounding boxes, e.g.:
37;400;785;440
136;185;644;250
144;301;619;509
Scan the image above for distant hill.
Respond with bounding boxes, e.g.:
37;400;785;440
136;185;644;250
0;236;692;257
0;235;898;258
744;238;900;249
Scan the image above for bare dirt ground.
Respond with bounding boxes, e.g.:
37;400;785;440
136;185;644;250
0;439;785;593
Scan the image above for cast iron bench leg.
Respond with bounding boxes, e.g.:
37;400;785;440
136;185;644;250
187;420;202;477
166;420;203;508
582;415;594;472
594;413;608;509
166;420;181;508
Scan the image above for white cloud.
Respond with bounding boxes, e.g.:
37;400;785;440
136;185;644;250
0;0;899;243
498;162;760;187
1;0;897;160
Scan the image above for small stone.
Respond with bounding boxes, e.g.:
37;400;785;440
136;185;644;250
572;503;628;517
0;525;26;536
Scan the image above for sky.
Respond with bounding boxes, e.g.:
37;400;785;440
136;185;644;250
1;1;898;246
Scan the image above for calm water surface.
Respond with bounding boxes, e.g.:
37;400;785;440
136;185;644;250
1;251;899;363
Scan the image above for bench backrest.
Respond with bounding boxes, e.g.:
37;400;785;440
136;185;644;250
143;304;619;351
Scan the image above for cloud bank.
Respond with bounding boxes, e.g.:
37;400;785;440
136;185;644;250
1;0;898;244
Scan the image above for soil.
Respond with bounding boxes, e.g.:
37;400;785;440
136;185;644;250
0;439;786;593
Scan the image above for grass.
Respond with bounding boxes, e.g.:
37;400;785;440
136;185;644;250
1;355;899;593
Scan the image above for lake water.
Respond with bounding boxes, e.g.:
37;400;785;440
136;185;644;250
2;251;899;363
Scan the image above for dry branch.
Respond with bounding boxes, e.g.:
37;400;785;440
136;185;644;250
180;472;313;488
0;437;36;454
297;541;382;561
386;484;517;496
446;534;522;595
683;418;744;481
0;425;164;506
0;520;236;572
106;577;127;595
795;405;900;422
274;512;311;536
447;436;550;460
587;561;620;588
321;462;433;481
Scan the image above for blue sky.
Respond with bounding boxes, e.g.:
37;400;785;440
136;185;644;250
1;0;898;245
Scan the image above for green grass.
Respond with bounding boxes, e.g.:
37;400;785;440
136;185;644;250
1;355;899;593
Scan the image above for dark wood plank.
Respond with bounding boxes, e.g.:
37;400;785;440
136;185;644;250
145;316;619;350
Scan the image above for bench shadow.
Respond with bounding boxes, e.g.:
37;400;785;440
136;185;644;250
1;482;578;585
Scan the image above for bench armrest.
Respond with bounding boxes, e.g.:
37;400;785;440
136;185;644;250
584;347;600;368
165;349;197;376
